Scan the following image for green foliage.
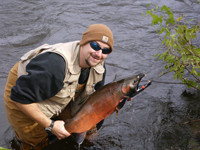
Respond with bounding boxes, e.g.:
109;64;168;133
0;147;10;150
145;4;200;90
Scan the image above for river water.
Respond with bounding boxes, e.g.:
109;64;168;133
0;0;200;149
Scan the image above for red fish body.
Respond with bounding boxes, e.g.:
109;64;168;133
61;73;149;134
65;82;123;133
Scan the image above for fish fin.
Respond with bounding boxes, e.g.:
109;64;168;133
71;132;86;145
117;98;128;110
115;107;119;116
96;120;104;130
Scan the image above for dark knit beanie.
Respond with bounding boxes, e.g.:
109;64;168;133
80;24;114;52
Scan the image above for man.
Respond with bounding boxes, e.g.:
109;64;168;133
4;24;114;149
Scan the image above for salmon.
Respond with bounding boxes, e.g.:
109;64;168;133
58;73;151;143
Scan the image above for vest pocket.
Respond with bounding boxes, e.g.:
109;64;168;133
56;81;77;99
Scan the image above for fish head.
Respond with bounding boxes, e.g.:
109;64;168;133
121;73;145;97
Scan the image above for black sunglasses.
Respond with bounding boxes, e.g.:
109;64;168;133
90;41;111;54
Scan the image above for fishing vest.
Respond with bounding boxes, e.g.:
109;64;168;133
17;41;105;118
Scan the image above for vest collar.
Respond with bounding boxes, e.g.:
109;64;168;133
68;45;81;75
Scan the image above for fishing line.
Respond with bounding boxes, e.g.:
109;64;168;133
141;79;184;85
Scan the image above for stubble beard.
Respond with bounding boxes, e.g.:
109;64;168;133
85;54;101;67
85;59;99;67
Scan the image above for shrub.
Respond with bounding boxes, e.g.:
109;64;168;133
145;4;200;90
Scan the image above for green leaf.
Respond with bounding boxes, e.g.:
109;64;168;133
0;147;10;150
161;5;169;13
150;13;163;25
156;5;158;11
147;3;151;6
170;34;176;40
146;10;151;15
177;16;183;21
159;26;165;35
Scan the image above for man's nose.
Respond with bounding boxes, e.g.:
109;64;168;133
95;49;102;56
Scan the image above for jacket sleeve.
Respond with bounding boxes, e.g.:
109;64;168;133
10;52;66;104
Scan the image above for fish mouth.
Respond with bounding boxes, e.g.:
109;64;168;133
121;73;151;97
135;73;145;90
135;73;151;93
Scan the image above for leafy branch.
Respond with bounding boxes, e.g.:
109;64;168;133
144;4;200;91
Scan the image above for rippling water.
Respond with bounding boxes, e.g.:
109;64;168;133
0;0;200;149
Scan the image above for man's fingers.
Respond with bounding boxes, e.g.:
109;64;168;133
52;120;71;140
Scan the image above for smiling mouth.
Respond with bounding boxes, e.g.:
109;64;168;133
91;54;101;61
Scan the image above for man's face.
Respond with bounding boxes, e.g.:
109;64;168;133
80;41;110;68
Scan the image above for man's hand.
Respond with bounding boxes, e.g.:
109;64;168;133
51;120;70;140
13;102;70;140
